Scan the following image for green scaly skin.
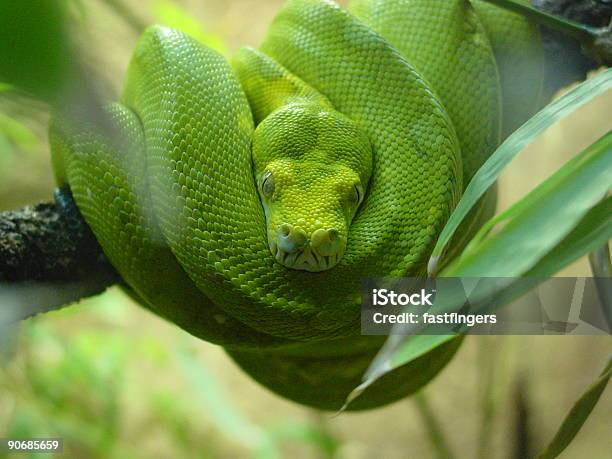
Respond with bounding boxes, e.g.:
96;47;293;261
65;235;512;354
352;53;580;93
234;47;373;272
50;0;544;410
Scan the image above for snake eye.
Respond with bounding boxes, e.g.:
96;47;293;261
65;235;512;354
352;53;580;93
262;171;275;197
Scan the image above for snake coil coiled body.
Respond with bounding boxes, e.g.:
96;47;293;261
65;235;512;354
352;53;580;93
51;0;544;410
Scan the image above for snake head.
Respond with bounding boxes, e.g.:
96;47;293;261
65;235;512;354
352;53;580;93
252;101;372;272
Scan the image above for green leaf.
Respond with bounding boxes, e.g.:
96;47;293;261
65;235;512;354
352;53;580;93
588;243;612;331
413;196;610;327
0;113;40;152
99;0;147;33
526;197;612;278
414;392;458;459
152;0;227;55
266;422;339;459
429;68;612;274
177;347;268;449
357;132;611;400
537;357;612;459
0;0;72;103
442;130;612;277
342;335;457;409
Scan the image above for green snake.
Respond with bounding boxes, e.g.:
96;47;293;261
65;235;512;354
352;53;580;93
49;0;545;410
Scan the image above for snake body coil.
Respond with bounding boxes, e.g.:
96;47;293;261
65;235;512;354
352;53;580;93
51;0;544;410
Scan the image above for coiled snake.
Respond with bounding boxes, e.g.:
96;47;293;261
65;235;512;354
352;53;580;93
50;0;544;410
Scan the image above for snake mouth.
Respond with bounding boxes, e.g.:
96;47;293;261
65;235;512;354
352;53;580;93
267;224;345;272
271;243;341;272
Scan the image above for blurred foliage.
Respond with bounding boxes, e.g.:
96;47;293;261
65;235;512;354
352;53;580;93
0;0;72;105
153;0;227;54
538;357;611;459
0;114;41;173
0;296;338;459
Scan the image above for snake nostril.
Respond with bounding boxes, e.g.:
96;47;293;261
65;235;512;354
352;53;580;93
277;224;307;253
310;228;327;248
280;223;292;237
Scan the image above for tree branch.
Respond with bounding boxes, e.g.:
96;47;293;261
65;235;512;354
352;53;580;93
533;0;612;100
0;188;119;323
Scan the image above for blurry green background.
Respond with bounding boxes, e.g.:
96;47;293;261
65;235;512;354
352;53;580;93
0;1;610;458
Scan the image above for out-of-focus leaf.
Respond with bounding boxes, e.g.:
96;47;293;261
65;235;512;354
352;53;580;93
177;347;278;456
179;345;340;458
342;335;456;410
443;130;612;277
589;244;612;279
0;133;13;168
99;0;147;32
68;0;88;22
0;0;106;129
0;0;73;103
429;69;612;274
588;242;612;331
414;392;457;459
0;113;40;152
537;357;612;459
153;0;227;54
266;422;339;459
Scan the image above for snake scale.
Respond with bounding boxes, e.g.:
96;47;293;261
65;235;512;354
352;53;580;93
50;0;545;410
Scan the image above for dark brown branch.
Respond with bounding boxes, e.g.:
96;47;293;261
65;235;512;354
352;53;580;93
532;0;612;100
0;188;116;282
0;188;119;323
533;0;611;28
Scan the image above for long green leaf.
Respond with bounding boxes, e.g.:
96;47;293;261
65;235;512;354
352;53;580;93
429;69;612;274
588;243;612;331
355;133;612;402
526;197;611;278
436;196;611;331
537;357;612;459
343;335;457;409
443;130;612;277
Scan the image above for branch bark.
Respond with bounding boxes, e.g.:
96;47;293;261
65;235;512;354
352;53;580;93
533;0;612;101
0;189;119;323
0;0;609;319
